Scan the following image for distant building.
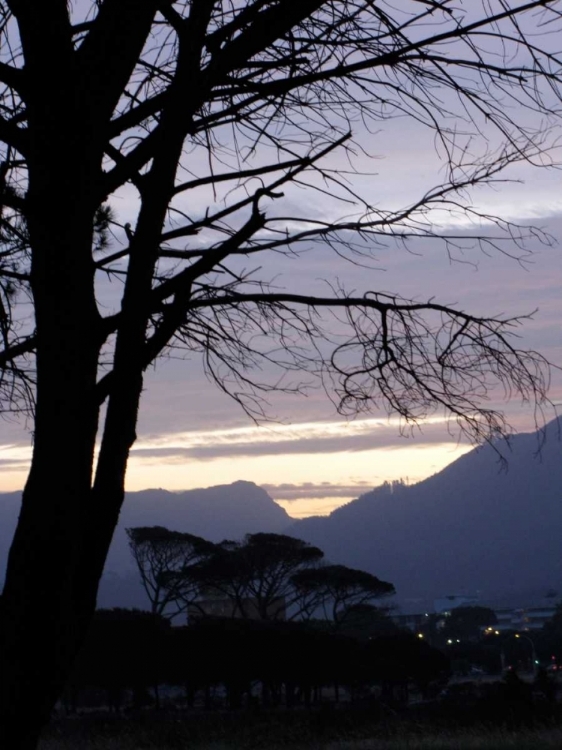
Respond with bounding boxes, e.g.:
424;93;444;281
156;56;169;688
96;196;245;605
494;605;556;631
393;601;557;635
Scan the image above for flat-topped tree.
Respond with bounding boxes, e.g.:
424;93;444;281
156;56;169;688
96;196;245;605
186;533;325;620
292;564;395;624
237;533;325;620
126;526;216;619
0;2;559;746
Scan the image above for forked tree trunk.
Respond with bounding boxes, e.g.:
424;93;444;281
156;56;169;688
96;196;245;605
0;10;186;745
0;154;139;745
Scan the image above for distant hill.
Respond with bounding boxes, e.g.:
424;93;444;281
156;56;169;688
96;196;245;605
285;418;562;612
1;420;560;614
0;480;291;610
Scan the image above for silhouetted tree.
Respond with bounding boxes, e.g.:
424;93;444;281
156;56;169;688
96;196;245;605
292;564;395;624
190;533;324;619
366;632;450;704
0;2;558;745
126;526;216;618
241;533;325;619
67;608;170;711
335;603;398;641
170;617;364;708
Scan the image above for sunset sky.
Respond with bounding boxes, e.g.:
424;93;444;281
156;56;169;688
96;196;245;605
1;206;559;517
0;57;560;518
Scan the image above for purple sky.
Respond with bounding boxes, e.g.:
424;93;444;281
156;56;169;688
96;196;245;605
0;2;560;517
1;183;558;516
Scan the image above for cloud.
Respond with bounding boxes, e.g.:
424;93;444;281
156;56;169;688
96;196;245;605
261;481;374;502
129;417;458;463
0;200;559;479
0;442;32;471
0;458;30;470
130;208;562;444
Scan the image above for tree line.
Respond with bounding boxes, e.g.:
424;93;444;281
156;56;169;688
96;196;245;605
64;608;448;713
60;600;562;717
127;527;395;624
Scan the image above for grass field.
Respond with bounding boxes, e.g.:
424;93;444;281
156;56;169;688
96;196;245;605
38;715;562;750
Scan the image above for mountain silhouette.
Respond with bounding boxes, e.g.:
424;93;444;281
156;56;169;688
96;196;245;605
0;420;560;612
285;418;562;610
0;480;291;610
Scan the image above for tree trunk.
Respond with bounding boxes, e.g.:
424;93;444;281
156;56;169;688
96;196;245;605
0;334;146;747
0;130;105;745
0;385;98;729
0;15;186;743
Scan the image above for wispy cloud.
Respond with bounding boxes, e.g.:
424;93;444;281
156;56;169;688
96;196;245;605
0;444;31;472
262;481;374;502
130;417;456;463
0;458;30;470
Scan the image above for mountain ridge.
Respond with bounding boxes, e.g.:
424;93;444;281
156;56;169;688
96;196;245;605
0;480;291;609
284;417;562;610
0;418;559;612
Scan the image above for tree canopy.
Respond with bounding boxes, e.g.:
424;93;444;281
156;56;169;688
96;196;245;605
129;528;395;626
126;525;216;618
164;532;325;620
292;564;395;623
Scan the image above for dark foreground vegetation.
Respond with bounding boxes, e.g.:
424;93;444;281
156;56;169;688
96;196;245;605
61;611;448;712
39;606;562;749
